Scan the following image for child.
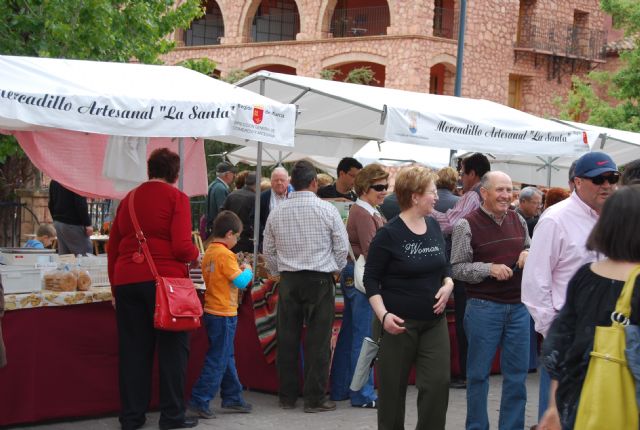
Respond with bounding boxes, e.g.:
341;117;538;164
189;210;253;419
24;224;56;249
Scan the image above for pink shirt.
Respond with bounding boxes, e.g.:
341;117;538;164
431;187;481;235
521;192;599;337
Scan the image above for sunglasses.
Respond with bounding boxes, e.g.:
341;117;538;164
369;184;389;192
581;173;620;185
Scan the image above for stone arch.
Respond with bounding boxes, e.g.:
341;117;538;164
428;54;457;95
242;55;299;72
321;52;387;69
239;0;302;43
427;53;457;71
318;0;394;37
183;0;225;46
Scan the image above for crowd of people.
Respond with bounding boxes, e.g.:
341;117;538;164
103;145;640;430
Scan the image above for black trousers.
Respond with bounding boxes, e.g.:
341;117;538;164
453;282;468;379
276;271;335;407
115;281;190;429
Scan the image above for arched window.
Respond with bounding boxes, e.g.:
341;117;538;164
184;0;224;46
330;0;390;38
251;0;300;42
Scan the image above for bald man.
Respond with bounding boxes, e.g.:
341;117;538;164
259;167;290;247
451;171;531;430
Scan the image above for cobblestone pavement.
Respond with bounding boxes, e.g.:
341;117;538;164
13;373;540;430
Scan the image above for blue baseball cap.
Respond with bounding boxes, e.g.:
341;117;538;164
574;152;618;178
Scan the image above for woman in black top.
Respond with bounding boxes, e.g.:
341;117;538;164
539;185;640;430
364;166;454;430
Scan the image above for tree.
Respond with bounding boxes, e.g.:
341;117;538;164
0;0;204;199
557;0;640;131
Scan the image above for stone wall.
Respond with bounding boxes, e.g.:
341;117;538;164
164;0;607;118
15;188;52;246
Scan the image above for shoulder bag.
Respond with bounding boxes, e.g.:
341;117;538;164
128;188;203;331
574;265;640;429
347;243;366;294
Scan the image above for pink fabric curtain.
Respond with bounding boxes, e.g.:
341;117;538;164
11;129;208;199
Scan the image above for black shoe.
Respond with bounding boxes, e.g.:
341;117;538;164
304;400;337;413
158;417;198;430
222;402;252;413
279;399;296;409
450;379;467;389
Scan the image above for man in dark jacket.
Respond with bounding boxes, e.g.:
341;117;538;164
48;180;93;255
222;172;257;253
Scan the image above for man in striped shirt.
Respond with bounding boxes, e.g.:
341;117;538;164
263;160;349;413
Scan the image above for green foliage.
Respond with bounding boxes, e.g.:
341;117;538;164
222;69;250;84
178;58;217;76
0;0;203;63
556;0;640;131
319;69;339;80
344;66;379;85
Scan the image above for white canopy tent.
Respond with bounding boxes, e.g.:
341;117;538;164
236;71;596;160
487;120;640;187
226;140;451;175
0;55;297;197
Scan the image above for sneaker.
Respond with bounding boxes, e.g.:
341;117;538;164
222;402;252;413
187;405;216;419
304;400;337;413
158;417;199;429
353;400;377;409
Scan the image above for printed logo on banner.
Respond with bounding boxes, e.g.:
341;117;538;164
253;106;264;124
408;111;418;134
582;131;589;145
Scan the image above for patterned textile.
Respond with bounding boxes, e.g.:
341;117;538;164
4;287;113;311
251;278;344;363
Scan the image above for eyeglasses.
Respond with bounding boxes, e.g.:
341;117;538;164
581;173;620;185
369;184;389;192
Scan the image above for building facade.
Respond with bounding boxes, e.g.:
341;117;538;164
162;0;608;118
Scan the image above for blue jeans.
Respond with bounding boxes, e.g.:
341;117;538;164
189;314;244;410
538;364;551;420
464;299;530;430
330;262;377;406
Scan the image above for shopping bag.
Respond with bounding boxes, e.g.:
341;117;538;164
350;336;379;391
574;266;640;430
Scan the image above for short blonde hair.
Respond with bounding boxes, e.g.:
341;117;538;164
395;166;437;211
354;163;389;196
317;173;334;189
36;223;56;238
436;166;458;192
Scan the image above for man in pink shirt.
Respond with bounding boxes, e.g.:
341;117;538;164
521;151;619;425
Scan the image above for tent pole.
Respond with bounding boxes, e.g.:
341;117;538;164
178;138;184;191
251;79;267;281
546;157;552;187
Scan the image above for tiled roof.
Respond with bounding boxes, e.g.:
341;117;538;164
606;36;637;54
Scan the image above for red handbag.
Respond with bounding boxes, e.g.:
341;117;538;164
128;188;202;331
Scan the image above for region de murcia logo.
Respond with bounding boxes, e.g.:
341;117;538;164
582;131;589;145
253;106;264;124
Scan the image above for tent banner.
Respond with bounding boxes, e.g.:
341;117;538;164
384;106;595;157
0;88;296;146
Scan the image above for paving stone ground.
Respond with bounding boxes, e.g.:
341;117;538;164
12;373;540;430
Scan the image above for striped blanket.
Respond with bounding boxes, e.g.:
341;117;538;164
251;278;344;364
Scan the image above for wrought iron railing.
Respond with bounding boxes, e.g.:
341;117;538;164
516;16;607;61
184;14;224;46
252;11;300;42
87;200;111;231
330;6;390;38
433;6;458;39
0;201;24;247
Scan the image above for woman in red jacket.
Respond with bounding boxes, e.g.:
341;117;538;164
108;148;200;430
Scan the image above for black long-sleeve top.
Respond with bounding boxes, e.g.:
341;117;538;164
48;180;92;227
542;263;640;429
363;216;452;321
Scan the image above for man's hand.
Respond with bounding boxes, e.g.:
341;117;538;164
538;406;561;430
85;226;94;237
490;263;513;281
517;250;529;269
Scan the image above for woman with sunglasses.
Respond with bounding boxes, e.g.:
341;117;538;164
364;166;454;430
330;163;389;408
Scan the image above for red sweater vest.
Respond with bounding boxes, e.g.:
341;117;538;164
465;208;525;304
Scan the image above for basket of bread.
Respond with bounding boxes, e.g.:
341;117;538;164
43;266;92;292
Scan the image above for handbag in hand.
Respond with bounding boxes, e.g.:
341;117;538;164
574;265;640;429
128;188;203;331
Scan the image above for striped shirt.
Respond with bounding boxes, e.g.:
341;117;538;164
263;191;348;274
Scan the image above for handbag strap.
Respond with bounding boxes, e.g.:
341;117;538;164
347;242;356;262
128;188;160;279
613;265;640;323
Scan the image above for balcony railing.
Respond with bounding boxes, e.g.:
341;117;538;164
433;6;458;39
330;6;390;38
252;12;300;42
184;15;224;46
516;16;606;61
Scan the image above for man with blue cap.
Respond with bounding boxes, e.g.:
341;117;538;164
522;151;619;428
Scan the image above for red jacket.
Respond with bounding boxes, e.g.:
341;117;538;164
108;181;199;290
